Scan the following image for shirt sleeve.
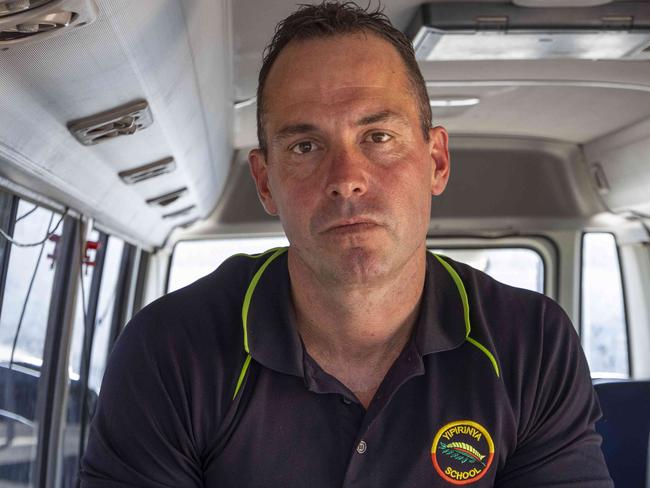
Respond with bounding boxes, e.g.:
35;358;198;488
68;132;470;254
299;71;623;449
495;297;613;488
78;312;204;487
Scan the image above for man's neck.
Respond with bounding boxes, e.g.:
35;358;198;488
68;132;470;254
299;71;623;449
288;248;427;406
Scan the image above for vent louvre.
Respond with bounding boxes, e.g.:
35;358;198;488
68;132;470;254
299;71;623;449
68;100;154;145
118;157;176;185
163;205;195;220
0;0;54;18
0;0;97;49
146;187;188;208
1;11;74;41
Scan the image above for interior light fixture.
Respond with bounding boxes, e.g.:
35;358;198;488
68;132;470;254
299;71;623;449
513;0;614;6
409;2;650;61
429;97;480;107
414;29;650;61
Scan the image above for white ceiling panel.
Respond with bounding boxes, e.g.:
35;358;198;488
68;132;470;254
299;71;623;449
0;0;234;247
233;1;650;148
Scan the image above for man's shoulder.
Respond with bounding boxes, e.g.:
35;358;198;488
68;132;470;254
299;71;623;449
438;254;549;307
439;254;573;344
440;255;583;384
123;248;287;354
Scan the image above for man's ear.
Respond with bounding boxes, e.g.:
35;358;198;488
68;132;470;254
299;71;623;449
248;149;279;216
428;126;450;196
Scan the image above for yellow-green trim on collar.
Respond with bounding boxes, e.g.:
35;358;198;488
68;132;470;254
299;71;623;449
233;353;252;400
432;253;501;378
241;247;288;354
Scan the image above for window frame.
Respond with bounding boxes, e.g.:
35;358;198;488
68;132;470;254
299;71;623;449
131;248;150;316
0;182;142;486
426;234;558;299
109;242;138;348
0;193;18;321
75;231;109;459
578;231;632;379
166;234;291;293
166;234;557;298
34;214;82;486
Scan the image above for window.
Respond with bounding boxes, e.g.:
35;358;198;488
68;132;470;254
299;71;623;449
429;247;545;293
60;229;101;488
169;238;545;295
0;188;134;487
58;229;127;487
87;235;125;395
0;197;64;486
168;236;289;292
581;233;629;378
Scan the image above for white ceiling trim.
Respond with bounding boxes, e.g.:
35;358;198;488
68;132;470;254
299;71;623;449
426;79;650;93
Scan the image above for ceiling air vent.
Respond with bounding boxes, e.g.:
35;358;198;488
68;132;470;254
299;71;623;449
0;0;97;49
146;187;188;208
68;100;154;145
118;157;176;185
163;205;195;220
0;0;53;16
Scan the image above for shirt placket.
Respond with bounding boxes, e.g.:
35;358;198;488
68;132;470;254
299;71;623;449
336;343;426;487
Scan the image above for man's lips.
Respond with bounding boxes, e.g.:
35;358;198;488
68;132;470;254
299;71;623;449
322;219;381;234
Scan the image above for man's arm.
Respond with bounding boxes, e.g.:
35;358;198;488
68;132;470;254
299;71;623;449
495;297;613;487
79;313;203;487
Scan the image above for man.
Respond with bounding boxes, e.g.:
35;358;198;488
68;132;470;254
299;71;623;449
80;2;612;487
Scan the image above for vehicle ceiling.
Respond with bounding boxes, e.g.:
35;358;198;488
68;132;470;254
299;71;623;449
234;0;650;147
0;0;648;248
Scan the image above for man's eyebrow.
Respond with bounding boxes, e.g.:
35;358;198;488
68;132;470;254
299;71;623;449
356;110;408;126
272;111;408;143
273;123;319;142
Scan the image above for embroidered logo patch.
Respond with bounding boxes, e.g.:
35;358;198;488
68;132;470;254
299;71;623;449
431;420;494;485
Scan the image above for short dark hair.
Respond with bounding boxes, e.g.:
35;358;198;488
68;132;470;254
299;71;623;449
256;1;432;154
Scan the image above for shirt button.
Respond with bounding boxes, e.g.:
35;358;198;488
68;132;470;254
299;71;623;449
341;397;351;405
356;440;367;454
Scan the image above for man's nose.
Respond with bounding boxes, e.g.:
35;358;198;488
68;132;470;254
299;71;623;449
324;147;368;199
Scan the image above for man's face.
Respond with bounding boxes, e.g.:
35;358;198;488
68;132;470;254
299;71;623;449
249;32;450;286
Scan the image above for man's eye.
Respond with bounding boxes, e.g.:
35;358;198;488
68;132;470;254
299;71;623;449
290;141;315;154
368;132;392;143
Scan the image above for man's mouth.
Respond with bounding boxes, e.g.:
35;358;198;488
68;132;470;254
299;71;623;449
323;218;381;234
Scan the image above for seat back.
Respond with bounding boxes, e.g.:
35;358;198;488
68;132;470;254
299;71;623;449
594;380;650;488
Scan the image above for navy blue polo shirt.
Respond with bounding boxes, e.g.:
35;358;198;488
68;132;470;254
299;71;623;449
80;248;612;487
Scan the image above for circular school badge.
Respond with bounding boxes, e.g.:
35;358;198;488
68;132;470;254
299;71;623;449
431;420;495;485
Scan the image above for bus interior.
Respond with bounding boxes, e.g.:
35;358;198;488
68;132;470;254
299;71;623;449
0;0;649;486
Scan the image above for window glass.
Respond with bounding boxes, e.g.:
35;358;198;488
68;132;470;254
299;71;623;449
429;248;545;293
87;235;124;395
0;199;62;487
60;229;100;488
168;236;289;292
69;230;100;380
581;233;629;378
169;239;544;294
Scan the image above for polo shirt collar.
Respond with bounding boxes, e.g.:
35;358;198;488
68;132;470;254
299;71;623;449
414;252;468;355
246;250;305;377
246;250;467;377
